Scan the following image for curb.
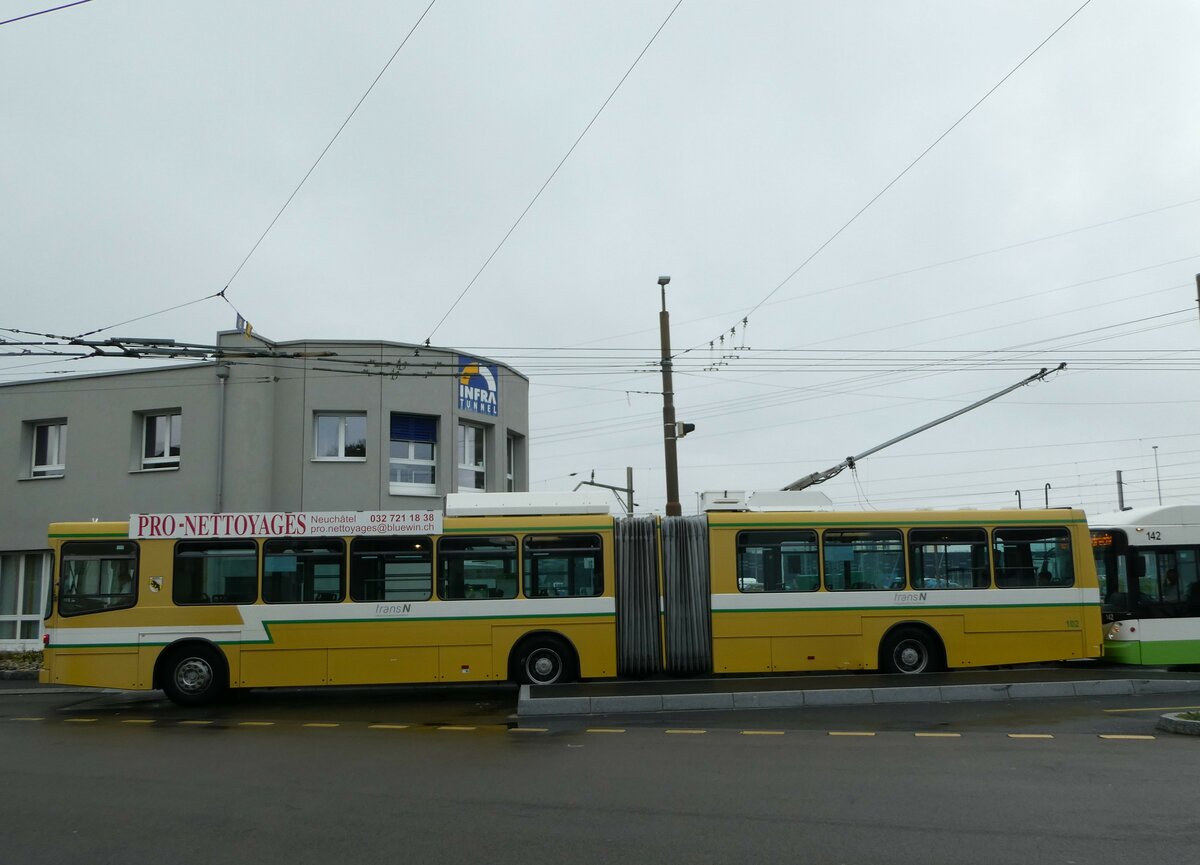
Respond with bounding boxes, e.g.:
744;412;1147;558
1156;712;1200;736
518;679;1200;717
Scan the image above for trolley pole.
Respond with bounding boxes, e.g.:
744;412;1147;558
658;276;682;517
1154;445;1162;505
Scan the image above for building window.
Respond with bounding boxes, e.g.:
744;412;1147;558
314;413;366;460
389;414;437;495
142;411;181;469
457;422;485;491
32;421;67;477
0;553;51;643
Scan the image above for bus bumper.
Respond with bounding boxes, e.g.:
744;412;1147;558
1101;639;1142;665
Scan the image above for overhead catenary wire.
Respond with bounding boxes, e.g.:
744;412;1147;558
689;0;1096;356
0;0;93;28
220;1;438;298
566;193;1200;350
421;0;685;346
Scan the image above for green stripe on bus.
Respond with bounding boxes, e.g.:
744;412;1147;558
48;532;129;539
49;612;617;650
263;612;615;626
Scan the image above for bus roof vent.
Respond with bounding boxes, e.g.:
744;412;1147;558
701;490;749;511
701;490;834;512
445;491;614;517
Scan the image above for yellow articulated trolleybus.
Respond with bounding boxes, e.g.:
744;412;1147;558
40;492;1103;705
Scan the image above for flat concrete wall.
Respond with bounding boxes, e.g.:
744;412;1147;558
0;333;529;553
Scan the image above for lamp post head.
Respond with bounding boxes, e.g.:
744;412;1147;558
658;276;671;286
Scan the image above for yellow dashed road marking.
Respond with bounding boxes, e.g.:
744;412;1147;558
178;720;213;726
303;723;339;728
586;728;626;734
368;724;410;730
238;721;275;727
740;730;785;736
828;731;875;737
509;727;548;733
64;718;97;723
11;717;45;721
1104;705;1200;714
665;729;707;735
437;725;476;731
1008;733;1054;739
1099;734;1156;740
121;719;156;725
915;732;962;738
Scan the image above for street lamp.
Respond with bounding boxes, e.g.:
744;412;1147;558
657;276;683;516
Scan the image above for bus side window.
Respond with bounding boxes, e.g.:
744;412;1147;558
993;528;1073;589
350;537;432;602
262;539;345;604
438;536;517;601
173;540;258;605
58;541;139;616
523;534;603;598
735;530;818;594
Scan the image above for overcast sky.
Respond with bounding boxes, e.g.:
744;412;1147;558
3;0;1199;516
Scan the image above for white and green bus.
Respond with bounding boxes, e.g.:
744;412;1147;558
1090;505;1200;665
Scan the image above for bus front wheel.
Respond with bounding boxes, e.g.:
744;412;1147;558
161;644;228;706
514;636;576;686
880;627;940;675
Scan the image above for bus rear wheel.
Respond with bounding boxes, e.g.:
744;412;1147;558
161;645;228;706
880;627;940;675
515;636;576;686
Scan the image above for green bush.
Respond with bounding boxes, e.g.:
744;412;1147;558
0;651;43;671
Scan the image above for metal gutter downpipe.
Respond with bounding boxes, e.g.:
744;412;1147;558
215;362;230;512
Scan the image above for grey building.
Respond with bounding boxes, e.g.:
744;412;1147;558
0;330;529;650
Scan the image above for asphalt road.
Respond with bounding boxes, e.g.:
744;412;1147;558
2;684;1197;865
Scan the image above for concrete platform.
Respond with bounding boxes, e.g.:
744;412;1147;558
517;666;1200;717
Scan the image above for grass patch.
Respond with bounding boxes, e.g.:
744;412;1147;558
0;651;43;671
1178;712;1200;722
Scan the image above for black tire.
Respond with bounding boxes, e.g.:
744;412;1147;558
161;644;228;706
880;627;940;675
514;636;576;686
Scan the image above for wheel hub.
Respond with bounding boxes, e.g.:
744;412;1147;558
176;658;213;694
